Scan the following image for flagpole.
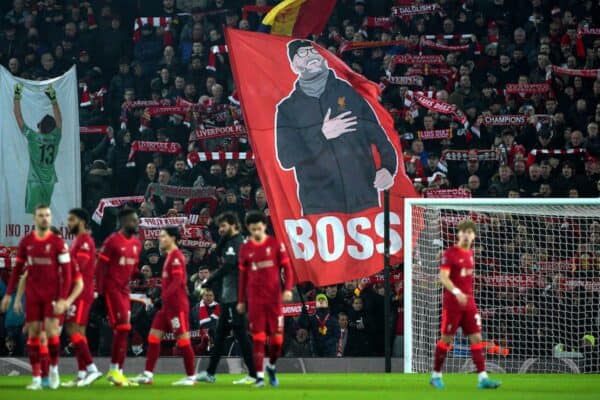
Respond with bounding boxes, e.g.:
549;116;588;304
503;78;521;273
383;189;391;373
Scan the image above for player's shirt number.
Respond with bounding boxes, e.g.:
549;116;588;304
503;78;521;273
39;144;56;166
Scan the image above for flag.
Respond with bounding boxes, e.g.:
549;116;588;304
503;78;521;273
260;0;336;38
225;29;417;286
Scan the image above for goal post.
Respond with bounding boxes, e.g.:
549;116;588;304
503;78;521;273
403;198;600;374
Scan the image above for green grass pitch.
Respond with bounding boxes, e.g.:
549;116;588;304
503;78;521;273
0;373;598;400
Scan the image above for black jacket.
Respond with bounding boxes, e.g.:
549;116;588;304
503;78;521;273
205;233;244;304
276;70;397;215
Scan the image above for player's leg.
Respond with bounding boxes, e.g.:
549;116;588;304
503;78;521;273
130;325;164;385
66;303;102;387
171;311;196;385
464;306;501;389
39;331;50;388
248;304;267;388
25;320;43;390
231;306;257;383
431;308;460;389
106;292;131;386
199;304;231;382
44;316;62;389
265;312;284;387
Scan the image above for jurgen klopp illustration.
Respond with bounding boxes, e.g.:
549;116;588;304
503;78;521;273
275;39;398;215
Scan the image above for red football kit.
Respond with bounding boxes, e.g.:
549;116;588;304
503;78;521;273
66;233;96;326
151;248;190;336
7;231;72;323
439;245;481;336
238;235;293;336
97;232;141;327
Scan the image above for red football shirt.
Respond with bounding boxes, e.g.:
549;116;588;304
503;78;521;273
440;245;475;305
160;248;188;309
238;235;293;306
70;233;97;302
97;232;141;295
7;231;72;300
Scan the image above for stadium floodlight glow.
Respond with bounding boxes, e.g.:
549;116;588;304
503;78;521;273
403;198;600;374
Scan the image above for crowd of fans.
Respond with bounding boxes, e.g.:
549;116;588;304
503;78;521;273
0;0;599;363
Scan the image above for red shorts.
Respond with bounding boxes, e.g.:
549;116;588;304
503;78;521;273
65;298;93;326
248;303;284;336
105;291;130;327
25;295;58;323
441;300;481;336
151;308;190;336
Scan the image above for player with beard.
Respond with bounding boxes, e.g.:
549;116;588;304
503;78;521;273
58;208;102;387
130;227;197;386
237;211;293;387
96;208;141;386
196;212;257;385
0;205;72;390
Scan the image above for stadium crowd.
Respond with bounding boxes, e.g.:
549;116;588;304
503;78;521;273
0;0;599;366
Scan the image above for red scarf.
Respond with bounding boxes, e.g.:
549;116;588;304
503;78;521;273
80;125;109;135
338;39;410;53
187;151;253;167
315;311;331;336
189;124;246;142
127;141;182;166
361;17;393;31
391;4;441;17
91;196;144;224
408;92;467;127
550;65;600;79
382;75;424;87
393;54;445;66
417;128;452;140
422;40;470;52
207;45;228;71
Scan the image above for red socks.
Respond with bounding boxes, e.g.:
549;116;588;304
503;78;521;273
144;335;161;373
177;338;196;377
71;333;93;369
470;342;486;373
111;324;130;367
27;337;41;378
252;332;266;376
433;340;451;373
48;335;60;367
268;335;283;365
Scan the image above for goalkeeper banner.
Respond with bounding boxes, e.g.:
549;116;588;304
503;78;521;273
226;29;416;286
0;66;80;246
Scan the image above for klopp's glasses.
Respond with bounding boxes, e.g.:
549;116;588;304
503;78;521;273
296;47;319;57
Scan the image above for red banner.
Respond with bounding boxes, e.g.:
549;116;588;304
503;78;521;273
226;29;417;286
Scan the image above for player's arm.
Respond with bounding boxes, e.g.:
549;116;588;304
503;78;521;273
57;240;72;302
204;242;238;287
161;255;185;299
236;251;248;314
96;238;113;295
439;261;468;306
13;83;25;132
280;242;294;302
13;271;27;315
45;85;62;129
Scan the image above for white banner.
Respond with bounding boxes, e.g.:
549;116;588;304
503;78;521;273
0;66;81;245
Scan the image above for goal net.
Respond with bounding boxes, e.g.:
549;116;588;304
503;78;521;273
403;199;600;374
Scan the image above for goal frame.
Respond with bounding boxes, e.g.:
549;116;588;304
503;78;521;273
403;197;600;373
